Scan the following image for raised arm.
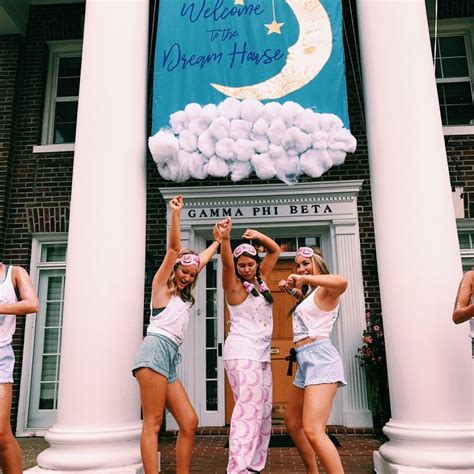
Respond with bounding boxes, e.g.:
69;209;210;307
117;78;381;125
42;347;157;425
288;273;348;298
453;271;474;324
0;266;39;316
242;229;281;280
152;195;183;295
219;218;239;294
197;224;222;271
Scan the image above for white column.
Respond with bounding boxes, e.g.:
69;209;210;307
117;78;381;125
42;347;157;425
28;1;149;472
356;1;473;472
334;221;372;428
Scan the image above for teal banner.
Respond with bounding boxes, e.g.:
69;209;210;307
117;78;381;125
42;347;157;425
149;0;356;184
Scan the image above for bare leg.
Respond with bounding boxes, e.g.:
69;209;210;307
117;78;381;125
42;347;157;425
303;384;343;474
284;384;319;474
166;380;198;474
135;368;168;474
0;384;22;474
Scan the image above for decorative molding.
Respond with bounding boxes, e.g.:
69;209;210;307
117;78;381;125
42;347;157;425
33;144;75;154
27;207;69;234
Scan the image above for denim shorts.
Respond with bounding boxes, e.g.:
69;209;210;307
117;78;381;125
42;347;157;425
293;339;346;389
132;334;180;383
0;344;14;384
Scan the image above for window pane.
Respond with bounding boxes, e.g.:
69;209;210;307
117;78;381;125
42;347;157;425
206;318;216;348
462;258;474;272
41;243;67;262
435;58;442;78
45;302;61;328
443;82;471;105
459;232;474;249
275;237;296;252
441;57;469;78
41;355;58;381
446;104;473;125
39;383;56;410
47;277;63;301
54;122;77;144
439;36;466;57
57;77;80;97
206;260;217;287
206;349;217;379
206;290;216;319
58;57;81;77
43;328;60;354
206;381;218;411
54;101;78;123
298;236;321;250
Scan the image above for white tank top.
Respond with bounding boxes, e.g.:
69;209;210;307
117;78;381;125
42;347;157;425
147;294;192;346
0;266;17;348
292;287;340;343
223;292;273;362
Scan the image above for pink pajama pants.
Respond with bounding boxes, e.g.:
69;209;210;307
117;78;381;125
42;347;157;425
224;359;272;474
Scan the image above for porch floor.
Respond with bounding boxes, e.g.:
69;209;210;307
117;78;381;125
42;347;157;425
19;430;383;473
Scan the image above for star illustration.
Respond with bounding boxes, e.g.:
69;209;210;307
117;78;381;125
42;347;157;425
234;0;244;5
265;20;284;35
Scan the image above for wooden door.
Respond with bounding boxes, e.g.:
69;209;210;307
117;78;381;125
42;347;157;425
224;260;296;424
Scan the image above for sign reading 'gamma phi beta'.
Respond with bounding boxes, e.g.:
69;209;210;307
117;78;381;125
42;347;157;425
149;0;356;184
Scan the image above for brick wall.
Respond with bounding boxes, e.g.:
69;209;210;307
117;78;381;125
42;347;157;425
1;4;83;428
2;0;472;431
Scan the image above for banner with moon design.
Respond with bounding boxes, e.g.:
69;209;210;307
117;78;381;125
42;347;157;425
149;0;356;184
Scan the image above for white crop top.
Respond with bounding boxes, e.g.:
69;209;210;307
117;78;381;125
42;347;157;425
292;287;340;343
223;292;273;362
0;266;18;348
147;294;192;346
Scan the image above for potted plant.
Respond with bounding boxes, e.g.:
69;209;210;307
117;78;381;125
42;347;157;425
356;310;391;433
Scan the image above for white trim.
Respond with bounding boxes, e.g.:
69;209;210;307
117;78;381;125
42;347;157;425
16;234;67;437
33;144;75;154
443;125;474;136
41;40;82;145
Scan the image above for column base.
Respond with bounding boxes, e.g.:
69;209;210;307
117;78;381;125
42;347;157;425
31;422;143;471
26;464;144;473
375;420;474;471
374;452;474;473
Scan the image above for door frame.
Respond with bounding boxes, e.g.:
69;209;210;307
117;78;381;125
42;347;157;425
17;233;67;436
161;181;372;428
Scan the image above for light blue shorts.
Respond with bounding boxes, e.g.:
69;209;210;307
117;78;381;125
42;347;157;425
293;339;346;389
0;344;14;384
132;334;180;383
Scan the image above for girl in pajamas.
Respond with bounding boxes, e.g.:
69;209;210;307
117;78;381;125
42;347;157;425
218;217;280;474
283;247;347;474
132;195;222;474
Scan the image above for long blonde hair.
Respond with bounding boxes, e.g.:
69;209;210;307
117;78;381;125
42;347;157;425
166;248;199;305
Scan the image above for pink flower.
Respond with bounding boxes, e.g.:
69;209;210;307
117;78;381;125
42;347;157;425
365;310;371;321
259;281;269;292
363;336;373;344
373;325;380;332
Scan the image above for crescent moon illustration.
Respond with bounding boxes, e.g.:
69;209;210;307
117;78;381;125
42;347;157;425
210;0;332;100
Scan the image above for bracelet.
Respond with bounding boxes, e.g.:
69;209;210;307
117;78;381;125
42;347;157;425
213;240;221;245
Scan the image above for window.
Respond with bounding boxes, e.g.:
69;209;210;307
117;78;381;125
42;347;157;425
42;41;82;145
430;20;474;131
17;238;67;433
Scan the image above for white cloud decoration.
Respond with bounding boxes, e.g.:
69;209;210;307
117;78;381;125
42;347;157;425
148;98;357;185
